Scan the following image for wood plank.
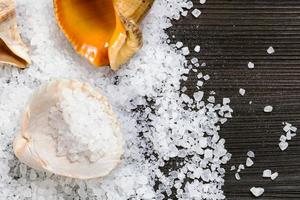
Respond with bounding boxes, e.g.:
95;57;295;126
167;0;300;199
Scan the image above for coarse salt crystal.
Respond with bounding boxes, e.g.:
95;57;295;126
194;45;201;52
239;88;245;96
200;0;206;4
248;62;255;69
192;9;202;18
270;172;279;180
262;169;272;178
264;105;273;113
279;141;288;151
230;165;236;171
247;150;255;158
223;98;230;105
182;47;190;55
267;46;275;54
235;173;241;180
246;158;254;167
175;41;183;48
203;75;210;80
250;187;264;197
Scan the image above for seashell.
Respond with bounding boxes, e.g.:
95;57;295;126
53;0;154;70
13;79;124;179
0;0;30;68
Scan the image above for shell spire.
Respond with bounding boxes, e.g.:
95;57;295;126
0;0;30;68
53;0;154;70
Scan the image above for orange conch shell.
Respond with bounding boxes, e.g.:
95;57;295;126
53;0;154;70
0;0;30;68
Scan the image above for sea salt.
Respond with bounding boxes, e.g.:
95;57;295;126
200;0;206;4
279;141;288;151
0;0;233;199
247;151;255;158
271;172;279;180
267;46;275;54
182;47;190;55
192;9;202;18
248;62;255;69
263;169;272;178
194;45;201;52
48;88;117;162
235;173;240;180
246;158;254;167
176;41;184;48
264;105;273;113
250;187;264;197
239;88;245;96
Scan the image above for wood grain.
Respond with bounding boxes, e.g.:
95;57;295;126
167;0;300;199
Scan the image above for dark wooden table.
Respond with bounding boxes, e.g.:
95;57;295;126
167;0;300;199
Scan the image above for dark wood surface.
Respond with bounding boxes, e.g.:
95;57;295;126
167;0;300;199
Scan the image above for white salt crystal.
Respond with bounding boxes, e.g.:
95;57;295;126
176;41;183;48
194;45;201;52
197;80;204;87
192;9;202;18
200;0;206;4
279;135;286;142
197;72;203;79
248;62;255;69
203;75;210;80
193;91;204;101
182;47;190;55
223;98;230;105
191;57;198;64
270;172;279;180
247;150;255;158
230;165;236;171
239;88;246;96
237;164;245;172
235;173;240;180
264;105;273;113
181;11;188;16
250;187;264;197
207;96;215;103
279;141;288;151
263;169;272;178
267;46;275;54
246;158;254;167
186;1;194;9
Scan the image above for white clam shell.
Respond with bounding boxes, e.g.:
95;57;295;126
13;79;123;179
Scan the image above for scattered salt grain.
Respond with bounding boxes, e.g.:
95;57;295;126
262;169;272;178
200;0;206;4
250;187;264;197
186;1;194;9
271;172;279;180
197;80;204;87
267;46;275;54
194;45;201;52
181;10;188;17
191;57;199;64
264;105;273;113
235;173;241;180
247;151;255;158
223;98;230;105
182;47;190;55
230;165;236;171
203;75;210;80
193;91;204;102
239;88;246;96
207;96;215;103
248;62;255;69
279;141;288;151
176;41;183;48
192;9;202;18
246;158;254;167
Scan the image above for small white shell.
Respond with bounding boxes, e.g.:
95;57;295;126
13;79;123;179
